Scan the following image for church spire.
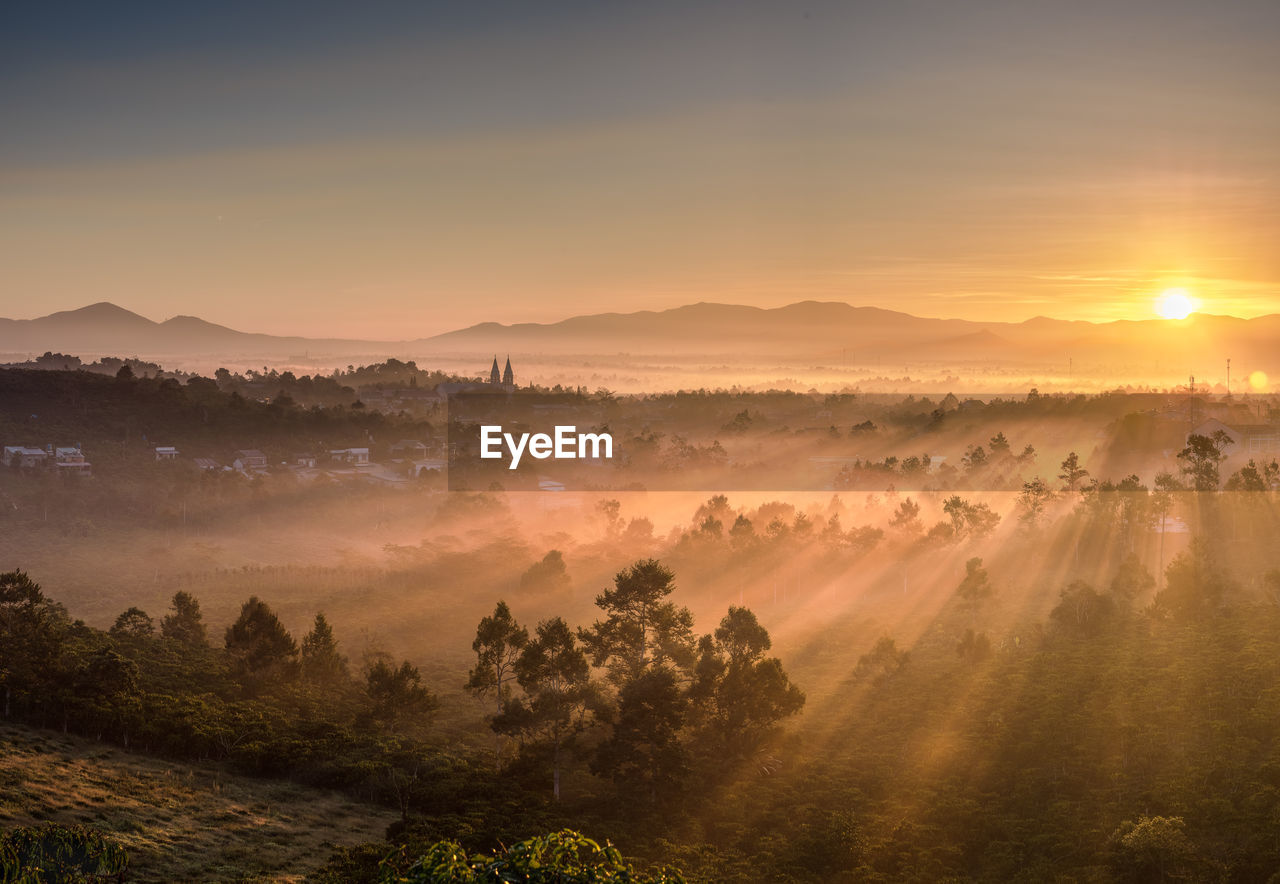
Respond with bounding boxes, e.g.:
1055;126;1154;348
490;356;500;385
503;356;513;387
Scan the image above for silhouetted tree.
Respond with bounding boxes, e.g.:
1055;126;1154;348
224;596;298;690
467;601;528;717
493;617;594;800
366;660;436;734
956;557;994;601
160;591;207;647
580;560;695;687
300;612;349;686
1177;431;1230;491
109;607;154;640
688;607;805;764
592;666;688;806
1058;451;1089;492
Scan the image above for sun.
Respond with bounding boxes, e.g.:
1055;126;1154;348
1155;288;1197;320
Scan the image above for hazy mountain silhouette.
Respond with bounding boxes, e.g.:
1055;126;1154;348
1;300;1277;372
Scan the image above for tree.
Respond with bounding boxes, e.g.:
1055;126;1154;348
579;560;695;687
0;570;67;718
961;444;988;474
988;432;1012;460
591;665;688;805
0;824;129;882
687;607;805;764
493;617;595;800
366;660;437;733
1153;538;1234;619
889;498;922;533
1225;458;1278;491
942;496;1001;540
853;637;908;684
955;629;991;662
160;590;207;647
72;645;141;745
596;499;623;538
1050;581;1115;636
1152;472;1184;588
1017;478;1054;528
1109;554;1155;604
729;514;755;549
109;607;154;640
520;550;571;593
1058;451;1089;492
466;601;528;717
1108;816;1196;883
1176;431;1230;491
224;596;298;689
956;557;994;601
300;612;349;686
385;830;686;884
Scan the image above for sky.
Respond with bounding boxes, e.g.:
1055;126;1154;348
2;0;1278;339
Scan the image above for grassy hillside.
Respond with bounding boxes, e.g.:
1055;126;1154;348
0;723;397;882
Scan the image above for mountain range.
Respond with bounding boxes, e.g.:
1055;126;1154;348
1;301;1276;374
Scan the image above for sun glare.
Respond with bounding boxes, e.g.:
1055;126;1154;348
1155;288;1197;320
1249;370;1269;392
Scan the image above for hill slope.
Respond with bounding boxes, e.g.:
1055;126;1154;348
0;723;396;883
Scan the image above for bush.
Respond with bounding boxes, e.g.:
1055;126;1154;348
0;823;128;883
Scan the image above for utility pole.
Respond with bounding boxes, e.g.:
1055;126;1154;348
1226;358;1231;399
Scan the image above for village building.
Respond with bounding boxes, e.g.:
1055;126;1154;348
233;449;268;472
53;446;91;476
3;446;49;469
329;447;371;465
1189;419;1280;458
390;439;428;458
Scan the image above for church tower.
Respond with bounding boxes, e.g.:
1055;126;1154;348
502;356;514;388
489;356;500;385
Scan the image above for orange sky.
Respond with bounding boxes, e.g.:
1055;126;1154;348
2;2;1277;338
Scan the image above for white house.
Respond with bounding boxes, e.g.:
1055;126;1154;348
3;446;48;469
155;446;179;461
54;447;91;476
330;447;371;465
233;449;268;472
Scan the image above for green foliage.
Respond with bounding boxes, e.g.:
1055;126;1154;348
1108;816;1197;883
382;830;686;883
0;823;128;883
